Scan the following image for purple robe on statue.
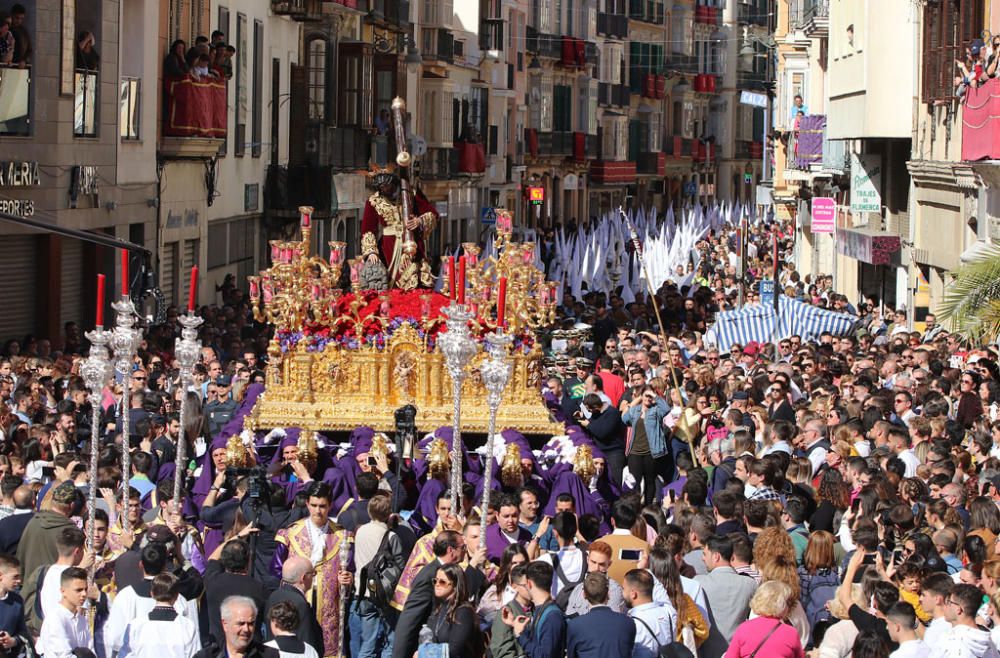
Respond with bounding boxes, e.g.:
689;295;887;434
484;522;533;564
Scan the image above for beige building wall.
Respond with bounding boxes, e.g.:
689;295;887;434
827;0;914;140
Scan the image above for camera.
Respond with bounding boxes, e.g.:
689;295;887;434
225;465;270;507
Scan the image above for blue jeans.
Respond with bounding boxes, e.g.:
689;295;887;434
348;599;392;658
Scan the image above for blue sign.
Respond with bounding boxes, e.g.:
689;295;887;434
481;207;496;225
683;181;697;196
759;280;775;306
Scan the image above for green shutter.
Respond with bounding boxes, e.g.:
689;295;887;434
629;42;642;92
628;119;641;161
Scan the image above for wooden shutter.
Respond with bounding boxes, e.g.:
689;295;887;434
252;20;263;158
289;64;307;165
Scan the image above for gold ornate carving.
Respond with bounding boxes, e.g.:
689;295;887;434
361;232;379;258
244;326;561;435
369;193;403;234
427;437;450;479
573;444;596;482
501;443;523;487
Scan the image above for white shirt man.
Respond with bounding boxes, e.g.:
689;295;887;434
37;568;93;658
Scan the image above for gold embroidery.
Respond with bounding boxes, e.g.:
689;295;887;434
369;193;403;234
361;232;379;258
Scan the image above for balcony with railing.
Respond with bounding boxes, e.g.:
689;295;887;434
0;66;31;137
738;1;769;27
801;0;829;37
737;69;767;91
538;131;573;158
422;147;458;179
329;126;372;170
598;81;630;107
265;164;333;216
120;77;141;140
785;115;850;173
663;135;693;158
455;141;486;174
963;78;1000;160
597;12;629;39
423;29;455;64
271;0;322;20
160;74;227;158
672;54;699;75
734;140;763;160
694;5;721;26
368;0;410;26
590;160;637;184
526;27;563;59
628;0;664;24
637;152;665;176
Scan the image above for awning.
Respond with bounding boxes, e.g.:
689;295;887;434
835;226;901;266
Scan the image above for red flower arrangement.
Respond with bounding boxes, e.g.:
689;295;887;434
276;289;535;354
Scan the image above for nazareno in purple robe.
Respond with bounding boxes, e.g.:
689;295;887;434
484;521;533;564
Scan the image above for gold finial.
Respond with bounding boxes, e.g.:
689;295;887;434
573;444;596;482
501;442;523;487
427;437;450;479
297;430;319;474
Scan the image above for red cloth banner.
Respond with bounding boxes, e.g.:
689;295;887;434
164;76;227;138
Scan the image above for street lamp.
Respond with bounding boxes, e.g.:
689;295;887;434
737;26;777;182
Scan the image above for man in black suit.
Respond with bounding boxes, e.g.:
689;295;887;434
0;486;35;554
567;572;636;658
203;536;269;644
264;555;323;655
391;530;466;658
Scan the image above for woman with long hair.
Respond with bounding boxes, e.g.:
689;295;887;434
754;526;810;646
427;563;481;658
647;548;708;651
969;496;1000;547
797;531;840;636
477;543;529;625
810;470;851;534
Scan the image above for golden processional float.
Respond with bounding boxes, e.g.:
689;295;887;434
242;206;563;436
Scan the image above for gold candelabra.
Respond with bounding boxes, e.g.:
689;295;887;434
249;206;347;332
442;210;558;334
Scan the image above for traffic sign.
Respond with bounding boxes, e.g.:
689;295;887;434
759;279;775;305
740;91;768;108
811;197;836;233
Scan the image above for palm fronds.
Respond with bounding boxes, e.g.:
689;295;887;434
938;244;1000;342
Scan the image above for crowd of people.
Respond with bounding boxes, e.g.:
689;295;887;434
163;30;235;82
0;219;997;658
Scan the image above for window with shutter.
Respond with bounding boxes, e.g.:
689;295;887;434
923;0;983;102
338;43;373;128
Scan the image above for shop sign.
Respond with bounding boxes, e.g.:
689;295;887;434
850;153;882;213
835;227;901;266
811;197;836;233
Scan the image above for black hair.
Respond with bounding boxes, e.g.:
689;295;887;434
356;472;379;500
611;500;638;529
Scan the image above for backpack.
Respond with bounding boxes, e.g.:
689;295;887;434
358;527;404;611
634;613;692;658
552;547;587;612
800;567;839;631
22;565;49;638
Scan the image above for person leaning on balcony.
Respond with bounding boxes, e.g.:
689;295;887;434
9;4;30;67
0;16;14;66
164;39;189;78
75;32;99;72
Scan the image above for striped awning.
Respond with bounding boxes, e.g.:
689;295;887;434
706;296;859;348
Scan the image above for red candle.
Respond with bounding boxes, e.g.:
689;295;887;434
121;250;129;296
497;277;508;328
95;274;105;326
457;256;466;305
447;256;456;301
187;266;198;312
